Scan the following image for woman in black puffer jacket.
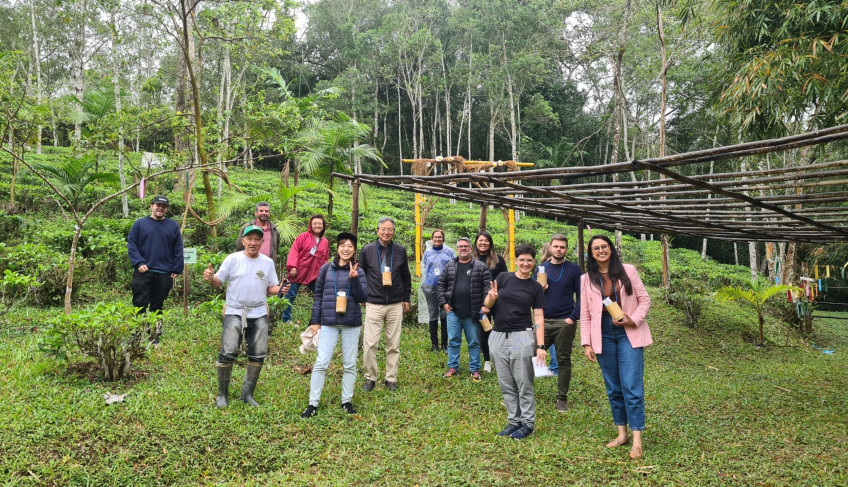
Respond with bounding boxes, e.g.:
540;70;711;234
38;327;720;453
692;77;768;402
301;232;368;418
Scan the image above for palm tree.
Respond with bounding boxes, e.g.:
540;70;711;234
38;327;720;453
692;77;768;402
215;181;335;245
295;112;383;219
713;278;799;346
27;155;119;211
23;155;119;314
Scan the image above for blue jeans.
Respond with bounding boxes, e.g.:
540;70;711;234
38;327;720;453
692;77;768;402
281;281;316;322
596;315;646;430
309;325;361;406
446;312;481;372
548;344;559;372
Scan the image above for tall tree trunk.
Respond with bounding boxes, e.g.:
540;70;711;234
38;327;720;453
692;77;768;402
178;0;216;242
111;12;128;217
30;0;43;154
656;2;670;289
441;49;452;156
71;0;87;148
466;41;472;159
397;83;403;174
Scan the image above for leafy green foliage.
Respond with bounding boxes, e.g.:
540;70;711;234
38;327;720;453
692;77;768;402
24;155;120;211
0;242;69;305
715;0;848;135
663;278;709;327
714;278;800;345
42;302;162;380
0;269;40;315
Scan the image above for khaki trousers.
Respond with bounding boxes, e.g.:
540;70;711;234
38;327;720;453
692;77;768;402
362;302;403;382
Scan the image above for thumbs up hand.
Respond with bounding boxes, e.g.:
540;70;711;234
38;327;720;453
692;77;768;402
203;263;215;282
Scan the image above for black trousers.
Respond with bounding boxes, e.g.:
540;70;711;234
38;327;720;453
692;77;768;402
131;270;174;314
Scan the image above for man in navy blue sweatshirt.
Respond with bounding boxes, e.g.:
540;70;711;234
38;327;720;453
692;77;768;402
127;196;184;342
538;234;581;413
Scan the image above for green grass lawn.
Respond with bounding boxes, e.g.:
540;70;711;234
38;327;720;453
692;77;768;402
1;291;846;486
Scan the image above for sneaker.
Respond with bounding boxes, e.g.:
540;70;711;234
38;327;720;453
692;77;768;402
384;380;398;391
483;361;492;373
510;425;534;440
283;321;294;327
300;405;318;419
362;380;376;392
556;399;569;413
341;402;357;414
497;423;522;437
549;369;559;376
443;368;458;378
470;371;481;382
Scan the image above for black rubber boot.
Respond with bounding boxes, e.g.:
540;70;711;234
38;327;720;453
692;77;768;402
440;317;448;350
239;361;263;407
215;363;233;408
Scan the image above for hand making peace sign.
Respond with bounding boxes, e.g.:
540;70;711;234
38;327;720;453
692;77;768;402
349;261;359;279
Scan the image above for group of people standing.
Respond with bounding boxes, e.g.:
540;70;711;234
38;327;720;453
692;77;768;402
421;231;652;457
126;195;652;459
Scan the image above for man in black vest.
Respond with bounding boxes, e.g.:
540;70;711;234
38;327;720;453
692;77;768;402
438;237;492;381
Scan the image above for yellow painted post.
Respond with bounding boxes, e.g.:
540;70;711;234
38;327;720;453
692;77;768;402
415;193;422;277
507;208;516;271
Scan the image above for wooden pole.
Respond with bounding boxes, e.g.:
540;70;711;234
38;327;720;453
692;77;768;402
661;234;670;289
479;204;488;234
351;178;360;235
578;219;585;272
507;208;516;271
415;192;422;277
183;264;189;315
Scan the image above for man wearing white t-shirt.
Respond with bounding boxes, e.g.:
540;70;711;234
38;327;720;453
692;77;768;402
203;225;288;408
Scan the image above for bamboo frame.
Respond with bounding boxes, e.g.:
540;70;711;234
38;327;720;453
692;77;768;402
335;125;848;244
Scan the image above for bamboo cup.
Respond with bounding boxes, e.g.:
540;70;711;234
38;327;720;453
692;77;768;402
603;297;626;322
537;266;547;286
382;266;392;287
480;314;492;332
336;291;347;314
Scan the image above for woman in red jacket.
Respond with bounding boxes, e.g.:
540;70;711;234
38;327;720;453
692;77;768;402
580;235;652;459
282;215;330;324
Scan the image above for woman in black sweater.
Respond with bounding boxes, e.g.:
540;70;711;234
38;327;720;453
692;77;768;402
473;231;508;373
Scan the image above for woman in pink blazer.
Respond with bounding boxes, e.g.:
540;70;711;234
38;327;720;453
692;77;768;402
580;235;651;459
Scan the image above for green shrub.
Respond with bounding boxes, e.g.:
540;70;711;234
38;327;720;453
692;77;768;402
42;302;162;380
0;242;69;305
664;278;710;327
0;269;40;315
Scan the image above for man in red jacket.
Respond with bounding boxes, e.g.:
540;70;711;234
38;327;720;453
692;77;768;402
282;215;330;325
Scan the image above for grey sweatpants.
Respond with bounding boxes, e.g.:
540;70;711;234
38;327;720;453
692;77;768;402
489;329;537;429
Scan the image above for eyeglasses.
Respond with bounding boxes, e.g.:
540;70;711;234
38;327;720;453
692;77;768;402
591;244;610;252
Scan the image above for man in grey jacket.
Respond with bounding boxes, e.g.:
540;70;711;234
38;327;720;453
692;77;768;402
236;202;280;264
437;237;492;381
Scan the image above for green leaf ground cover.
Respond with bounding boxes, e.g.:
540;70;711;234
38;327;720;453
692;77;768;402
0;304;846;485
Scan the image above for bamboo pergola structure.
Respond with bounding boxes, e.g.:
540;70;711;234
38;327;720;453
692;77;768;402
400;157;534;275
337;124;848;267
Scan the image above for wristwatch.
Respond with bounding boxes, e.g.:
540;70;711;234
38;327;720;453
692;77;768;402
536;345;546;350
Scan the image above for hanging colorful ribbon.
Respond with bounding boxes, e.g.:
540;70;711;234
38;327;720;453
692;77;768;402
139;178;146;199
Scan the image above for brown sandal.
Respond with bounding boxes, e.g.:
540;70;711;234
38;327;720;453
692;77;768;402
629;446;643;459
605;437;630;448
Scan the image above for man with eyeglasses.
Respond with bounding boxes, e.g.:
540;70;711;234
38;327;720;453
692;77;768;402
359;216;411;392
437;237;492;382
